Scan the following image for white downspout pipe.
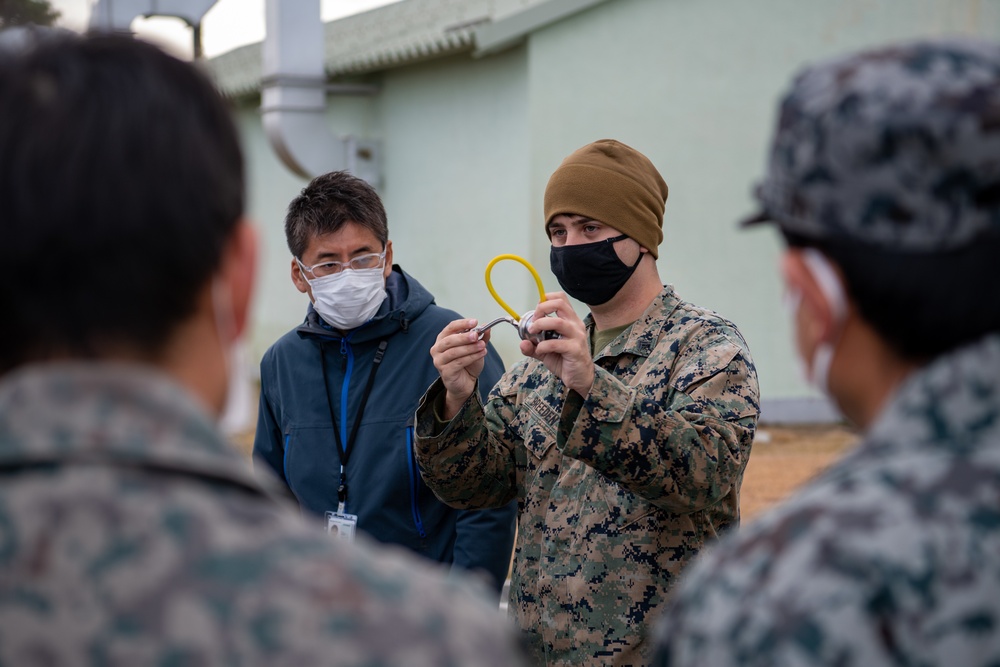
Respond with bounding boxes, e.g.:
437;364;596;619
262;0;380;184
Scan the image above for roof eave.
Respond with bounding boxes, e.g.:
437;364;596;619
207;0;613;98
473;0;612;57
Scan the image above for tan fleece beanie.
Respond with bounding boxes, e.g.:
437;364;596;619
544;139;669;259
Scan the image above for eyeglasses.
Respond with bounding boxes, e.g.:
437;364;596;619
296;251;386;278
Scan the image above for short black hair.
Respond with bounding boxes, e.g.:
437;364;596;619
782;230;1000;363
0;31;244;373
284;170;387;259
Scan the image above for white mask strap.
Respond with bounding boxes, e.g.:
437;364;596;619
797;248;848;396
800;248;847;325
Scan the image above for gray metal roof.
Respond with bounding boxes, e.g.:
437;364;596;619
207;0;610;98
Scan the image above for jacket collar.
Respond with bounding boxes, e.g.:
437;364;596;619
864;333;1000;458
584;284;680;360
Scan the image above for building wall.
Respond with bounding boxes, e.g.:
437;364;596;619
236;94;377;357
236;0;998;420
520;0;999;420
377;47;532;367
239;45;531;368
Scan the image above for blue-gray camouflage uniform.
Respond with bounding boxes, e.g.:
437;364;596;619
0;363;527;666
654;334;1000;666
415;285;760;666
654;37;1000;667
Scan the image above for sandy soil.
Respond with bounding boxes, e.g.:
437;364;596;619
741;423;859;520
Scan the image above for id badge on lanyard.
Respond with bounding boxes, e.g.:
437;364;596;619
321;339;387;545
326;508;358;542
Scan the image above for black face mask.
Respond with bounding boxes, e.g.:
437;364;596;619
549;234;642;306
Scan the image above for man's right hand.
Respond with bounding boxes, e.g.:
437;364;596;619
431;319;491;420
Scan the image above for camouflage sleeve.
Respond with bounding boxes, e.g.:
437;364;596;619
414;377;519;510
651;494;895;667
558;330;759;514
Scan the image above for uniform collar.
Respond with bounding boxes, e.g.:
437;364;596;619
585;284;680;360
865;333;1000;457
0;362;283;500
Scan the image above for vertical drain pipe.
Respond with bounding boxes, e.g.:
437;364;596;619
262;0;380;184
90;0;380;184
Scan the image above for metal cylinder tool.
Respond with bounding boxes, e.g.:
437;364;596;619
472;254;561;344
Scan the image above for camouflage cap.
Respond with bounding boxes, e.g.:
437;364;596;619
744;37;1000;252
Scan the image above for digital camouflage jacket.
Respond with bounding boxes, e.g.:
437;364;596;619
415;285;760;666
653;333;1000;666
0;363;526;667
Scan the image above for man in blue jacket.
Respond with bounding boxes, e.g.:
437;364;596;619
254;170;516;595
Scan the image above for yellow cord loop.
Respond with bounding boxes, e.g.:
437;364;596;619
484;254;547;322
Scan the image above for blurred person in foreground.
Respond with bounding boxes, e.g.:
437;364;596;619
653;37;1000;666
415;138;760;665
253;171;515;596
0;29;525;666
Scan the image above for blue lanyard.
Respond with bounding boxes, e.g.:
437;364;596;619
319;338;388;508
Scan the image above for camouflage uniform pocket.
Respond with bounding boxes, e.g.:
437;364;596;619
597;474;658;532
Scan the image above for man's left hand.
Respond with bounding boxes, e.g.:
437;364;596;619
520;292;594;397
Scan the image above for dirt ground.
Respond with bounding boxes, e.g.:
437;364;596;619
740;423;859;520
230;400;859;521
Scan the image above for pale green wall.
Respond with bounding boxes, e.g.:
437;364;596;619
240;46;531;368
237;97;377;363
377;48;531;365
237;108;306;363
522;0;1000;407
237;0;999;412
237;94;377;364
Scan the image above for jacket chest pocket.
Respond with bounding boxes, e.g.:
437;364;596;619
596;475;659;532
282;426;340;498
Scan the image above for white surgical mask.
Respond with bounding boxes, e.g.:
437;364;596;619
308;267;387;330
785;248;847;395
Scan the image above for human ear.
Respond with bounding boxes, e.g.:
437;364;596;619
219;219;258;339
781;248;844;345
382;240;394;280
291;257;310;294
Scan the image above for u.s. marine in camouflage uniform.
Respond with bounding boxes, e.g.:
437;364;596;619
654;38;1000;666
415;140;760;666
0;31;527;667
